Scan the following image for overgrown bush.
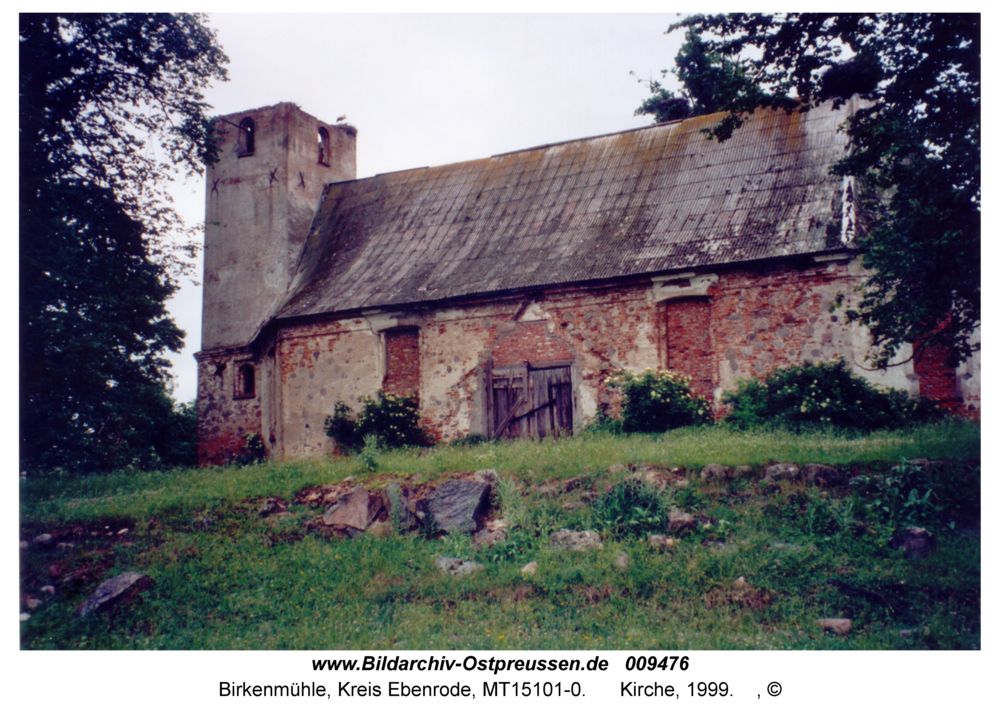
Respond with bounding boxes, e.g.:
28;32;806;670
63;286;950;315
849;461;978;532
324;391;433;452
722;358;941;432
593;479;673;537
607;369;711;433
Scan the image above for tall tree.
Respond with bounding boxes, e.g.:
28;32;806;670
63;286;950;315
20;14;228;473
659;14;980;367
635;28;780;123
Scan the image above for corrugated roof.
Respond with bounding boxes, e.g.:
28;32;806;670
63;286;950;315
276;103;854;320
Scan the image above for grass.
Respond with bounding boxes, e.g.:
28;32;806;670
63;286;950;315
19;421;980;650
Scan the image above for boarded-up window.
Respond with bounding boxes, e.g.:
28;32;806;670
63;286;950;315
913;342;958;405
384;328;420;397
663;298;714;398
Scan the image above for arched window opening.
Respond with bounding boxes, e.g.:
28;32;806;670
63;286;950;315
237;117;255;156
318;127;330;166
236;363;255;398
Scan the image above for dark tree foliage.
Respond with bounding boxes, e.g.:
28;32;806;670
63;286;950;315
635;29;783;123
664;14;980;367
20;14;228;473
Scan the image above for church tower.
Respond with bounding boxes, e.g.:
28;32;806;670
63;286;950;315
196;103;356;464
201;102;356;350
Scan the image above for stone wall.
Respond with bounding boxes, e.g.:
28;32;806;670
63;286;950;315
197;254;978;464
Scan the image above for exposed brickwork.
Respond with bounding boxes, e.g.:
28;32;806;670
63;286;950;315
490;321;575;367
664;298;714;398
198;257;976;463
384;329;420;396
196;352;262;465
914;342;959;405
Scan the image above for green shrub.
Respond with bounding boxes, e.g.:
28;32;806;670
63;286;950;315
578;408;623;436
324;391;433;452
593;479;673;537
607;369;712;433
722;358;940;432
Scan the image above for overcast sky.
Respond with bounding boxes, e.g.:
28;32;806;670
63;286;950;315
165;12;690;403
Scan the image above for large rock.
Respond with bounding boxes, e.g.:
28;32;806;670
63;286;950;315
426;480;491;534
890;526;937;560
80;572;154;617
321;488;383;530
816;618;852;635
550;529;603;551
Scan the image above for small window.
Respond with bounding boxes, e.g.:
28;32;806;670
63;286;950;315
235;363;255;399
318;127;330;166
237;117;255;156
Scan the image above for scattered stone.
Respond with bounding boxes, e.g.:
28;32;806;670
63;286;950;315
32;534;54;548
26;598;42;610
733;576;747;590
20;613;30;622
473;528;507;548
471;469;499;484
648;534;676;550
80;572;154;617
816;618;852;635
614;551;632;571
321;488;383;531
257;498;286;518
426;480;491;534
668;510;697;535
41;585;56;596
764;463;800;481
734;465;754;480
607;463;629;476
700;464;732;482
550;528;603;551
561;500;587;511
56;542;76;551
675;479;690;488
890;526;937;560
117;528;130;536
521;561;538;575
20;541;29;550
433;557;484;577
366;520;393;538
804;464;845;487
193;514;215;531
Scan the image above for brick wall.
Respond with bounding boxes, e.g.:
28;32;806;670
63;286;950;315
199;256;976;463
384;328;421;396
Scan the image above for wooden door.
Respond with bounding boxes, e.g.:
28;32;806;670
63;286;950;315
489;363;573;439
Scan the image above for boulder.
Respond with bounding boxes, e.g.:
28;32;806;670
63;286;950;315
804;464;846;488
890;526;937;560
321;488;383;531
433;557;484;577
614;551;632;571
550;529;603;551
80;572;154;617
700;464;732;482
426;480;491;534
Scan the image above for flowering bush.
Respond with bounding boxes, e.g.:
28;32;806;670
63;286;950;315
722;358;941;432
324;390;433;452
607;369;712;433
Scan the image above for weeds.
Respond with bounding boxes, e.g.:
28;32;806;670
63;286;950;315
19;422;979;650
